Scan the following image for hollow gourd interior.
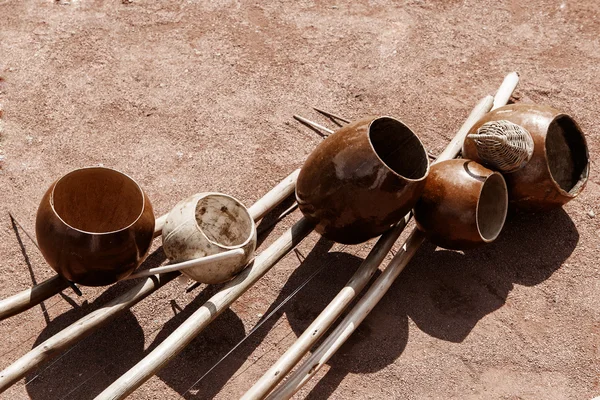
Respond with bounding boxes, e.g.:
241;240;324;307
52;168;144;233
369;117;428;180
476;173;508;242
546;115;589;194
194;194;253;247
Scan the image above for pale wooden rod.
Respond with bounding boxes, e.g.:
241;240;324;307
124;249;246;280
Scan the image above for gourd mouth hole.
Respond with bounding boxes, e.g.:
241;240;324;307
52;167;144;234
476;173;508;242
546;115;589;195
369;117;429;180
194;194;254;248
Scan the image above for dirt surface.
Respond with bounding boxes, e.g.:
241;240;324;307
0;0;599;399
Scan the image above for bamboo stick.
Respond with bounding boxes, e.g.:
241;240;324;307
0;169;299;322
124;249;246;280
95;217;314;400
293;115;335;135
0;170;300;393
267;73;519;400
0;275;70;321
242;89;502;400
249;170;300;222
312;107;351;124
492;71;519;110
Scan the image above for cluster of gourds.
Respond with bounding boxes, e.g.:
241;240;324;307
0;72;589;399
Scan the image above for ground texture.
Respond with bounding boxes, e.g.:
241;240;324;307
0;0;598;399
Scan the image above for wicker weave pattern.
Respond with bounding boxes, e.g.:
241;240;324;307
467;120;534;173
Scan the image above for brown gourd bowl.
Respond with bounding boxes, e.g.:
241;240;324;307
413;159;508;250
296;116;429;244
35;167;155;286
463;104;590;210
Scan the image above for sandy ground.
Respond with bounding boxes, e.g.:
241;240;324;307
0;0;599;399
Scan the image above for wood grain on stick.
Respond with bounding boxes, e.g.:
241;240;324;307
267;73;518;400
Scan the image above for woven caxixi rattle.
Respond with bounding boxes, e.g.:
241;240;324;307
466;120;534;173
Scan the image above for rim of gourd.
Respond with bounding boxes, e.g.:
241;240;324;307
50;166;146;235
544;113;589;198
193;193;255;250
368;116;430;182
476;172;508;243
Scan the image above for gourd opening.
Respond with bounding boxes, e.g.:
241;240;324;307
476;173;508;242
546;115;589;194
369;117;429;180
52;167;144;233
194;194;253;248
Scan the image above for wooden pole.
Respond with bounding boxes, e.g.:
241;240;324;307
250;169;300;222
242;91;502;400
124;249;246;280
0;275;70;321
293;115;335;135
492;71;519;110
267;73;519;400
0;169;300;393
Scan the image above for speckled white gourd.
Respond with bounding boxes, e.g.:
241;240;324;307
162;192;256;284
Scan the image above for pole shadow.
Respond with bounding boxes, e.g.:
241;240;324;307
9;216;51;324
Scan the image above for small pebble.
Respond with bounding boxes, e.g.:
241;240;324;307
587;210;595;218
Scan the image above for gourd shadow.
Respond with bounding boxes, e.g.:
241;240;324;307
305;207;578;399
25;280;147;400
399;207;578;342
24;247;168;399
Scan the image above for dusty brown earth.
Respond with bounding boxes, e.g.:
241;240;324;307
0;0;599;399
